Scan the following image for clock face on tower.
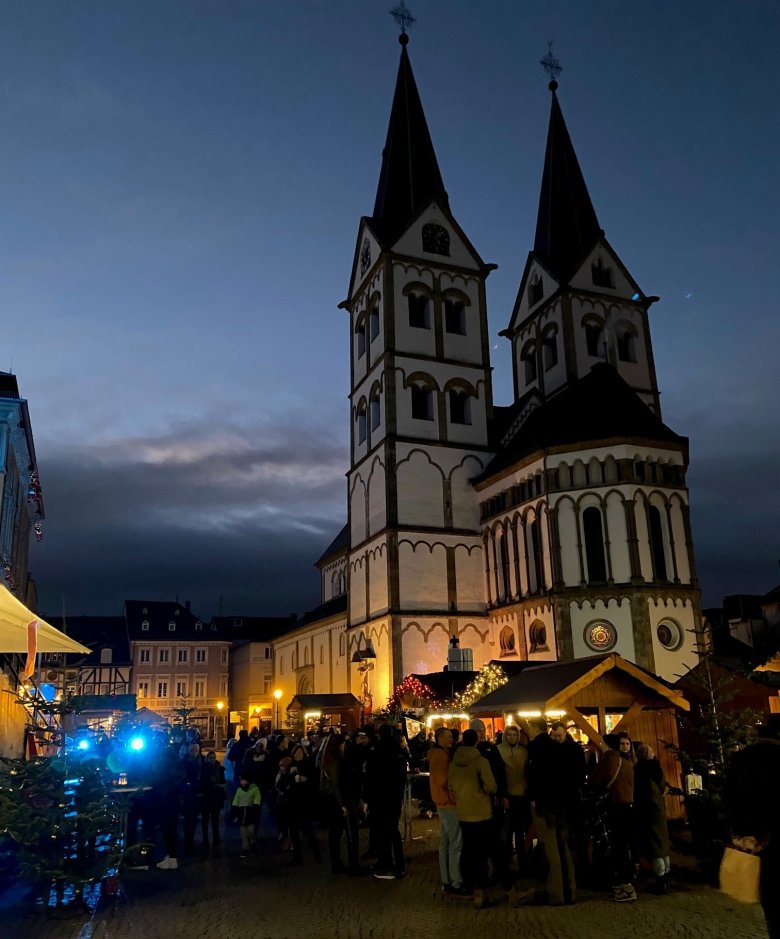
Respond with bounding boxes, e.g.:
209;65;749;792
422;223;450;256
360;238;372;276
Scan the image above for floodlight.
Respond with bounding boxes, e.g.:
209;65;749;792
128;736;146;752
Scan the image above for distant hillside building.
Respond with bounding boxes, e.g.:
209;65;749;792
275;34;703;710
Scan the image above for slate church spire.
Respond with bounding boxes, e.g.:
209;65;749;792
371;33;449;246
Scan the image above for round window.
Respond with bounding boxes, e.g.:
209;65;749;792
657;621;683;651
584;621;617;652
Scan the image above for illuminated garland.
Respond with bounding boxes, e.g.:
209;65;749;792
457;663;508;708
386;675;439;712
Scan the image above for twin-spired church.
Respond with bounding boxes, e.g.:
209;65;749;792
273;34;702;710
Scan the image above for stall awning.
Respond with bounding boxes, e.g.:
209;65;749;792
0;585;90;654
287;693;360;711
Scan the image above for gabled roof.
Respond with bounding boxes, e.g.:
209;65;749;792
533;83;602;283
477;364;685;484
124;599;226;642
210;615;296;643
316;523;349;567
296;594;348;629
470;653;688;713
42;615;130;664
371;35;448;248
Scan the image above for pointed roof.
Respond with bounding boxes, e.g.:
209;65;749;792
371;35;448;246
534;81;601;282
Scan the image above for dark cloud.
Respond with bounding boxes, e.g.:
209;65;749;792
33;418;347;618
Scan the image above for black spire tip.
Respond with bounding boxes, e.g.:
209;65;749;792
549;79;558;92
399;32;409;46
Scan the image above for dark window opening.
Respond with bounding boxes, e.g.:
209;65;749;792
357;407;367;444
449;390;471;425
408;293;431;329
422;223;450;256
591;258;614;288
542;334;558;370
635;461;646;482
583;506;607;584
369;307;380;341
523;348;537;383
411;385;434;421
585;322;604;357
444;299;466;335
499;536;511;601
530;519;543;592
617;330;637;363
648;505;668;580
528;274;544;306
356;321;366;358
370;394;381;430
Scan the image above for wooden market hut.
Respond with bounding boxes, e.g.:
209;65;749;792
469;652;690;819
286;693;361;733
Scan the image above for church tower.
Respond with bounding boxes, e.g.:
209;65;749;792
342;34;495;702
476;76;702;683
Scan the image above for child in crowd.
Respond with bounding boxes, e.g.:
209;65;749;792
232;775;262;858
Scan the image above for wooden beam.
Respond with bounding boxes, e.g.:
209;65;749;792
610;699;645;736
614;657;691;711
545;654;617;710
566;705;605;751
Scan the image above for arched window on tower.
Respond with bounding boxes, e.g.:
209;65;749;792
584;319;605;358
529;519;544;593
496;533;511;602
408;292;431;329
617;324;638;363
648;505;668;581
521;343;537;384
369;304;380;342
411;383;434;421
542;329;558;370
583;506;608;584
370;387;381;431
356;400;367;444
528;273;544;306
355;316;367;358
444;297;466;335
449;389;472;425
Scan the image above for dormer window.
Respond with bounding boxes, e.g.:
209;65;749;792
142;608;148;614
591;258;614;288
422;223;450;256
141;620;150;631
528;274;544;306
444;298;466;335
168;621;176;631
195;622;203;631
408;293;431;329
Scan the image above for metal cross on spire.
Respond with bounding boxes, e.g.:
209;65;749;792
390;1;416;36
540;40;563;87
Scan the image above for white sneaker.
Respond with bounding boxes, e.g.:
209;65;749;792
156;856;178;870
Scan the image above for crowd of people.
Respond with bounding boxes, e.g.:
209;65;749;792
120;716;677;911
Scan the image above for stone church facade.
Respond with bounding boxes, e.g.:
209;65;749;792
272;35;701;709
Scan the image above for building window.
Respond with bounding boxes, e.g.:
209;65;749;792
408;293;431;329
411;385;434;421
319;646;324;665
263;675;272;694
157;681;168;698
542;332;558;370
220;678;228;697
522;345;537;383
657;620;683;651
357;401;367;444
139;648;150;664
178;648;188;664
528;273;544;306
585;321;604;358
176;681;188;698
355;317;367;358
529;620;549;652
142;608;147;614
137;681;149;698
617;328;638;363
195;622;202;631
159;649;170;664
141;620;150;631
449;389;472;425
370;389;381;431
168;622;176;631
444;298;466;335
194;680;205;698
648;505;668;581
584;621;617;652
583;506;608;584
264;646;272;659
591;257;614;288
529;519;543;592
422;222;450;256
221;649;228;664
195;648;207;664
369;305;380;341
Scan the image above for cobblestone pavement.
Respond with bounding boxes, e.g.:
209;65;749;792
4;817;768;939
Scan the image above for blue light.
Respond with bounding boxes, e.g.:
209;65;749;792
76;739;91;751
128;736;146;752
631;292;640;301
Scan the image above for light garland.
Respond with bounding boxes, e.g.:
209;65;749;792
456;663;508;708
386;675;439;712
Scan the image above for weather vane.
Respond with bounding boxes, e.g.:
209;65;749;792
540;40;562;86
390;1;416;36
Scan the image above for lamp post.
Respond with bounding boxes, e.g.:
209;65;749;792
273;688;282;730
216;700;225;745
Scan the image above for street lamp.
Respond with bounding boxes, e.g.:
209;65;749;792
273;688;282;730
216;700;225;746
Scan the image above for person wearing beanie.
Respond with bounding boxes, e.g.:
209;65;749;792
448;728;496;909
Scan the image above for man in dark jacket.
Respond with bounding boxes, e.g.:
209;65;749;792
469;718;509;887
365;724;408;880
526;719;584;904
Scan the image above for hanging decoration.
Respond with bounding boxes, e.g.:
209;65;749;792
2;554;16;589
27;470;42;504
386;674;439;713
457;662;509;708
34;521;43;543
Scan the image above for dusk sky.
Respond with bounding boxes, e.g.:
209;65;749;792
2;2;778;619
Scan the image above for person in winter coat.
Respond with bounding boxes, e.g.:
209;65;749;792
241;739;270;789
633;743;670;893
365;723;408;880
285;743;320;865
589;732;636;902
232;775;262;858
448;729;497;908
469;718;509;887
180;742;205;852
526;720;584;905
428;726;465;895
228;730;252;785
201;750;226;851
497;724;530;875
320;733;361;875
